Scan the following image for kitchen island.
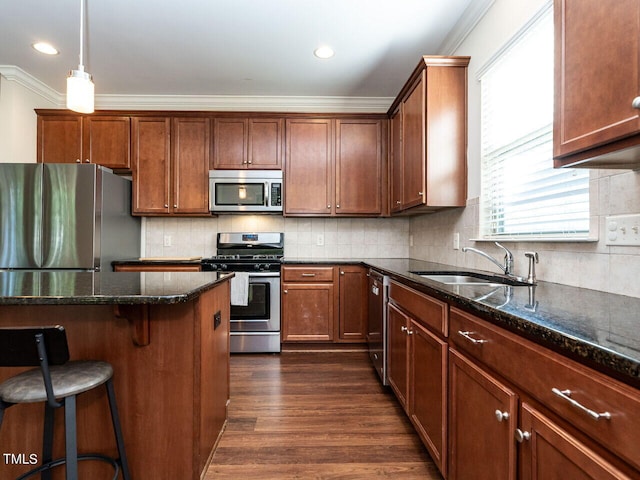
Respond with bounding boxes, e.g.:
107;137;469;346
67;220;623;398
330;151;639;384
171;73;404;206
0;270;232;480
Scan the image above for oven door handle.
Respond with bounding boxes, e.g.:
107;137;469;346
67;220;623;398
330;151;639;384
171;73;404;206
238;272;280;278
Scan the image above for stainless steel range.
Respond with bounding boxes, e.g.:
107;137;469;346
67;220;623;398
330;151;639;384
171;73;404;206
201;232;283;353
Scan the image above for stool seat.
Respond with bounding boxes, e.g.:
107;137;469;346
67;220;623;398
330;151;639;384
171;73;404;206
0;360;113;404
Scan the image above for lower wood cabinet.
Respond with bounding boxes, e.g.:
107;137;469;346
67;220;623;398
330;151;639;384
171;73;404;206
448;307;638;479
448;348;518;480
337;265;368;342
387;302;410;410
519;403;628;480
410;319;448;475
387;281;448;476
281;265;368;343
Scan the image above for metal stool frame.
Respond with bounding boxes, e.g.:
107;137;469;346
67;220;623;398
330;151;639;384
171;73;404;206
0;326;131;480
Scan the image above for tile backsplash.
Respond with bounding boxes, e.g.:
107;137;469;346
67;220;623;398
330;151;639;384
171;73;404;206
144;216;410;260
410;169;640;298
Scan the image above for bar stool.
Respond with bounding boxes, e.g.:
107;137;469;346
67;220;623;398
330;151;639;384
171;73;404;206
0;326;131;480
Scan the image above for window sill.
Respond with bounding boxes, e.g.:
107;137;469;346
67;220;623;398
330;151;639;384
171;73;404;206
470;237;598;243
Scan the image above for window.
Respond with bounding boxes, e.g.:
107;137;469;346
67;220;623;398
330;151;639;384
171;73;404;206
479;3;589;240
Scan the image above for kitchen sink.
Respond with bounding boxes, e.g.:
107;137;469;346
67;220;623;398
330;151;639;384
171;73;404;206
411;271;530;287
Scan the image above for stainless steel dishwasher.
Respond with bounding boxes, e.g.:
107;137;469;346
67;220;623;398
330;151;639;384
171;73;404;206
367;269;389;385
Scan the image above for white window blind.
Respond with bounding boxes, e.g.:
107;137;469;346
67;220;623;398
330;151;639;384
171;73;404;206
479;5;589;240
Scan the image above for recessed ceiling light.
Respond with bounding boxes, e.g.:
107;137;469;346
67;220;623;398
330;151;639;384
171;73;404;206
314;46;335;59
32;42;59;55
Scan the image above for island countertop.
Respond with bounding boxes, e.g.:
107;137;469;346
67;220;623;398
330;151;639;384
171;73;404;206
0;270;233;305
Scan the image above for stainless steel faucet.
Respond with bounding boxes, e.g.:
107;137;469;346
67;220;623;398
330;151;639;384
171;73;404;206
524;251;539;284
462;242;515;276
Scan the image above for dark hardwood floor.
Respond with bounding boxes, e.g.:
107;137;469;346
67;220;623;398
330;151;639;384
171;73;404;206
206;351;443;479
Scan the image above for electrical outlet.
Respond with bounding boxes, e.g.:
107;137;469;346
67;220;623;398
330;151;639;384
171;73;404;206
409;235;414;247
606;214;640;246
163;235;172;247
316;234;324;246
453;232;460;250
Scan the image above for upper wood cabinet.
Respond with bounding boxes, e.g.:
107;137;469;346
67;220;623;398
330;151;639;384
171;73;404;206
387;56;469;213
389;108;403;213
554;0;640;168
285;117;386;216
37;113;131;170
132;117;210;216
212;117;283;169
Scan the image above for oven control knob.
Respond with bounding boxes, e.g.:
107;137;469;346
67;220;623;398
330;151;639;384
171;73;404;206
221;264;228;271
254;264;262;271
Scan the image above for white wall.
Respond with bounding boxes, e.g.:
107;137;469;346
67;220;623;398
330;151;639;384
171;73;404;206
409;0;640;297
0;75;57;163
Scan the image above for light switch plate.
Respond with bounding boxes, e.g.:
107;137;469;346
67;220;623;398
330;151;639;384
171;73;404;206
453;232;460;250
605;214;640;246
316;234;324;246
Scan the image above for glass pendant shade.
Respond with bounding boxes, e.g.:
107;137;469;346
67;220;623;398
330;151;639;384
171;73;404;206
67;67;94;113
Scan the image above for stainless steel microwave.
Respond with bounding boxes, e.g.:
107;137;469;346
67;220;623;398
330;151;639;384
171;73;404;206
209;170;283;213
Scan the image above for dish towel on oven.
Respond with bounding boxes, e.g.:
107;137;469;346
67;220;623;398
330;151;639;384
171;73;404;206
230;272;249;306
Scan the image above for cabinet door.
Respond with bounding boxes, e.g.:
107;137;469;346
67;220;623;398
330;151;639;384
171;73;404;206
248;118;283;169
410;320;447;476
335;119;383;215
37;115;82;164
401;73;425;209
387;302;410;412
389;108;403;213
83;116;131;169
449;349;517;480
519;403;630;480
285;119;333;215
132;117;171;214
281;282;335;342
172;117;210;214
554;0;640;159
212;118;247;169
338;265;368;342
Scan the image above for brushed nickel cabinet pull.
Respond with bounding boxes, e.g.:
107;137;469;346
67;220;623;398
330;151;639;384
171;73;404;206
551;388;611;420
632;96;640;109
301;273;316;277
457;330;488;344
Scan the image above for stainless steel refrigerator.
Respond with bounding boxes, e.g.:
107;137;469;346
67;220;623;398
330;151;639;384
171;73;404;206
0;163;140;271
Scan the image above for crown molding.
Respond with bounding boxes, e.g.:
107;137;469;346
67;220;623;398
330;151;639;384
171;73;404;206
438;0;496;55
0;65;393;113
0;65;63;105
95;94;395;113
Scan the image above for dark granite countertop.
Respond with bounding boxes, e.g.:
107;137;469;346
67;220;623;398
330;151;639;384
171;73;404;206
0;270;233;305
112;258;202;266
283;257;640;388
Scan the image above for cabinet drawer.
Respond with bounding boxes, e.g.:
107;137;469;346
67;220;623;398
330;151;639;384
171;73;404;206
282;266;334;282
450;307;640;470
389;281;448;336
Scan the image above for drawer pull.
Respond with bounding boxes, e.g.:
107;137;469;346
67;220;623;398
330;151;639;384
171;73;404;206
515;429;531;443
551;388;612;421
458;330;488;345
301;273;316;277
495;410;510;422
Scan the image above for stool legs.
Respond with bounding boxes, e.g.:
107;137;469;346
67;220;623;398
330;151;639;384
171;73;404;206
106;379;131;480
64;395;78;480
42;404;55;480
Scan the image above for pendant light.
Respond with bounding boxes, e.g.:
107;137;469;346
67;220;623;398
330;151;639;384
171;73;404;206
67;0;94;113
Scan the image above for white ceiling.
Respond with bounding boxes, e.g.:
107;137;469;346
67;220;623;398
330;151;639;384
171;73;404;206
0;0;490;108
